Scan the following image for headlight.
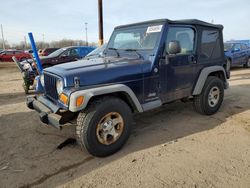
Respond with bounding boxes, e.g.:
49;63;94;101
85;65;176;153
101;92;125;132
40;74;44;87
22;63;31;70
56;79;63;95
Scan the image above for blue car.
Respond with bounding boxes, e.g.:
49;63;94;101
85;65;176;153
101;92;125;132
224;42;250;69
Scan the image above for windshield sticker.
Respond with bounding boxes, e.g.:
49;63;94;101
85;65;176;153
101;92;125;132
146;25;163;33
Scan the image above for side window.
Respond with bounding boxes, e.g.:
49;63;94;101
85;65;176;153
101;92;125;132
234;43;241;50
200;30;221;60
61;50;70;56
70;48;79;56
166;27;195;55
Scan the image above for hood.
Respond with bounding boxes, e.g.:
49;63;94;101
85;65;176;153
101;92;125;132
45;56;152;87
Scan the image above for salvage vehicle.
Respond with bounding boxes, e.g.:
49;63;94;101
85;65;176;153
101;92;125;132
0;50;32;62
224;42;250;70
33;46;95;68
27;19;229;157
12;57;37;94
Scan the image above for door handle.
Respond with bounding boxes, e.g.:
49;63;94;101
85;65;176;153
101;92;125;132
188;55;197;64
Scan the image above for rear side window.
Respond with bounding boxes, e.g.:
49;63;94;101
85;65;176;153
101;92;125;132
200;30;221;60
15;51;22;54
5;51;14;55
241;44;248;50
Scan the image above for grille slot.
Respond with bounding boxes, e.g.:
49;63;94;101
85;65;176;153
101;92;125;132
44;73;58;100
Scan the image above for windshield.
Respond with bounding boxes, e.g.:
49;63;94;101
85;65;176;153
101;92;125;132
107;24;163;50
48;48;66;57
224;43;233;51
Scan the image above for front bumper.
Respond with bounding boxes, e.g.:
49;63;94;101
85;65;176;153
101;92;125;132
27;95;64;129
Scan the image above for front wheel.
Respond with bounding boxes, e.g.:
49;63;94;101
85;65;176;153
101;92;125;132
193;76;224;115
225;59;231;78
76;97;132;157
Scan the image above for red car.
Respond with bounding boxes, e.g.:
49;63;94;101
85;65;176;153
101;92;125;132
0;50;32;62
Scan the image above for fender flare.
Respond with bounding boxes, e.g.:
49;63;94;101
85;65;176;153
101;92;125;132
192;66;228;95
68;84;143;112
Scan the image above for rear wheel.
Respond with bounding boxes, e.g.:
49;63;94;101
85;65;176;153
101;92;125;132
76;97;132;157
193;76;224;115
244;57;250;68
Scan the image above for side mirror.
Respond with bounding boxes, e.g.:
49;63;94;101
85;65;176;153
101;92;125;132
168;40;181;55
233;48;240;53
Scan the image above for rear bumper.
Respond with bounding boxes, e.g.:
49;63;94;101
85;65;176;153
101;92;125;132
27;96;63;129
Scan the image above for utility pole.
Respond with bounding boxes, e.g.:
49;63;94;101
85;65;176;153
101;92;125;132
24;36;27;50
85;22;88;46
98;0;104;46
1;24;6;50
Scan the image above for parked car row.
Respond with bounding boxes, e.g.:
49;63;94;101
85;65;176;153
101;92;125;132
29;46;96;68
14;45;99;94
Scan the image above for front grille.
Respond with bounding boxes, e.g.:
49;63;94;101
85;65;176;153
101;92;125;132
44;73;58;100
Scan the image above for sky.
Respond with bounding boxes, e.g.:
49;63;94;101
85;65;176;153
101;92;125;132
0;0;249;45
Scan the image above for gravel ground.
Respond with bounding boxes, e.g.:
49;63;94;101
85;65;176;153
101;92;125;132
0;62;249;188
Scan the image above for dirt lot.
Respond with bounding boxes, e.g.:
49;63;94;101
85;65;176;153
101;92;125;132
0;62;249;188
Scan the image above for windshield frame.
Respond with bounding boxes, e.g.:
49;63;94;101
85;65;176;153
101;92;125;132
106;23;164;54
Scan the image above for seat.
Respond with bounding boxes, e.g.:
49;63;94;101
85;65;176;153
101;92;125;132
177;33;193;54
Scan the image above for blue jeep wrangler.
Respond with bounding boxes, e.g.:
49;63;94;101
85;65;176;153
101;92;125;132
27;19;229;157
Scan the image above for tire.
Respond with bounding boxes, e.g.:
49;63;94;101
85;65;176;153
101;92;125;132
244;57;250;68
76;97;132;157
225;59;231;78
193;76;224;115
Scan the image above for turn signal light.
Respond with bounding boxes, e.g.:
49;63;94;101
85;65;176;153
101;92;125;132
76;96;84;107
59;93;68;105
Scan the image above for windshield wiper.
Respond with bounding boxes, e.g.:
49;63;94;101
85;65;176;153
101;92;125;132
124;49;144;60
108;47;120;57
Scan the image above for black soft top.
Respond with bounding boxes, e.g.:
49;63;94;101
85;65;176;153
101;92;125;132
115;19;223;29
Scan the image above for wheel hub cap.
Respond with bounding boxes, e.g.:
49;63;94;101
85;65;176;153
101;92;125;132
96;112;124;145
208;86;220;107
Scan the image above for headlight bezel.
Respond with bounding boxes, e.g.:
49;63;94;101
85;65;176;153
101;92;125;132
56;79;64;95
40;74;44;87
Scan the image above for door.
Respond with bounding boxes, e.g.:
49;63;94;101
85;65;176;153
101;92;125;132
58;48;80;64
232;43;244;65
160;26;197;102
240;44;249;64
